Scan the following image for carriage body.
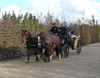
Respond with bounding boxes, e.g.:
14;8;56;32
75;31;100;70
57;27;82;57
57;27;72;45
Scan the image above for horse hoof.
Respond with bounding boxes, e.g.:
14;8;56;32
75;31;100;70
48;59;50;62
44;59;46;62
26;61;29;63
36;59;39;61
40;55;42;58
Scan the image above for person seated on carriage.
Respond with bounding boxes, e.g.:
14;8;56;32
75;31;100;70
50;23;58;35
71;29;78;49
71;29;80;49
71;29;77;40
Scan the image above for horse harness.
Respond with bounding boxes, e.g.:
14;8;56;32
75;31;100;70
41;34;58;48
26;36;38;48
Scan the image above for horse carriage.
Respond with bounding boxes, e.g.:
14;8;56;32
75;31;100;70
57;27;82;57
21;27;82;62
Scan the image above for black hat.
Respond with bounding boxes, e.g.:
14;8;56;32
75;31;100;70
53;23;56;25
71;31;74;34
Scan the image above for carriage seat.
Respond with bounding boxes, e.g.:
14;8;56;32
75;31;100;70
73;35;80;49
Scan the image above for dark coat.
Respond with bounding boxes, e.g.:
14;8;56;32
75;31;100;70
50;26;58;34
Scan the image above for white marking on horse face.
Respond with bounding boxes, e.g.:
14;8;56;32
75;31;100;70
38;36;41;48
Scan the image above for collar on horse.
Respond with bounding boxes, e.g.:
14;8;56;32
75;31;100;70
26;34;37;41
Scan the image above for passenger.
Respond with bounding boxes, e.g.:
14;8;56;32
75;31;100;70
50;23;58;35
71;29;81;49
71;29;77;39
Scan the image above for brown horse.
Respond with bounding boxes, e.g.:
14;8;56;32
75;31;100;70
38;32;61;62
21;30;39;63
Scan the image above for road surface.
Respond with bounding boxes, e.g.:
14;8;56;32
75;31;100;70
0;42;100;78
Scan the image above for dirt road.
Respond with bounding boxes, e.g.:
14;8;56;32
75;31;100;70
0;42;100;78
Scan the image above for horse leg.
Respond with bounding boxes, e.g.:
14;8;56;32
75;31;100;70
34;48;39;61
27;49;30;63
55;47;59;57
42;48;46;62
39;48;42;58
50;49;53;60
50;55;52;60
48;47;52;62
58;47;61;59
56;47;61;59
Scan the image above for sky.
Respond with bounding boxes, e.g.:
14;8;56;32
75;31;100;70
0;0;100;22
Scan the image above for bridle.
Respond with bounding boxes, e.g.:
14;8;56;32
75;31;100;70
21;30;29;42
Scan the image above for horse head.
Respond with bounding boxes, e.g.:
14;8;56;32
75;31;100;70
21;29;34;43
38;32;47;48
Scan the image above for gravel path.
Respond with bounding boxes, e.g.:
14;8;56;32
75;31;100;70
0;42;100;78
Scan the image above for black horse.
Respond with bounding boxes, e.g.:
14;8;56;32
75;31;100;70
21;30;40;63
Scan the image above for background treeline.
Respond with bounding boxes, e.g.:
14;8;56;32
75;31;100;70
0;11;100;59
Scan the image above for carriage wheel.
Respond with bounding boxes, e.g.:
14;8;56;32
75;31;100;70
76;40;82;54
64;45;69;58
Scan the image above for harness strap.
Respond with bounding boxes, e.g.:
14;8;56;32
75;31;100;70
42;35;58;48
